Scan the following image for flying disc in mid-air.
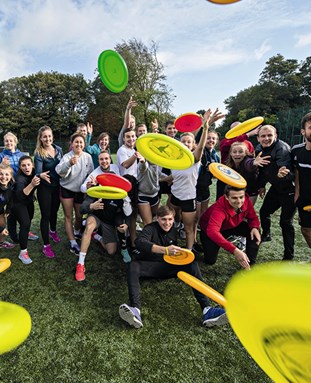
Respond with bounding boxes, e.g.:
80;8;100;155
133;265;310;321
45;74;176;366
0;258;11;273
225;262;311;383
225;116;264;139
303;205;311;212
177;272;227;307
86;185;127;200
174;113;202;133
136;133;194;170
0;301;32;354
98;50;128;93
96;173;132;192
207;0;241;4
209;163;247;188
164;249;195;266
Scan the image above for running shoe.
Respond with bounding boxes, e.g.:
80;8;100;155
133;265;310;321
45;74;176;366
18;251;32;265
119;304;143;329
49;230;61;243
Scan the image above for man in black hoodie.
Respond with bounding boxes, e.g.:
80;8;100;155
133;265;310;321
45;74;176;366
256;125;296;260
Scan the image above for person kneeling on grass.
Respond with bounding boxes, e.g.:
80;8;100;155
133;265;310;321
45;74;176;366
75;192;132;281
200;185;261;270
119;205;228;329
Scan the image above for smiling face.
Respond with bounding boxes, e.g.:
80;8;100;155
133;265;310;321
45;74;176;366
181;133;195;151
302;121;311;145
77;125;87;137
4;134;17;152
71;136;85;154
137;125;147;137
98;152;111;171
99;135;109;150
123;131;136;149
40;128;53;148
20;159;34;176
0;167;13;186
157;213;175;232
225;189;245;210
205;132;218;151
257;126;277;148
230;143;248;165
165;123;177;138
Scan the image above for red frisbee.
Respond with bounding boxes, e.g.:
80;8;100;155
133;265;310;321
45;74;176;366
96;173;132;192
174;113;202;133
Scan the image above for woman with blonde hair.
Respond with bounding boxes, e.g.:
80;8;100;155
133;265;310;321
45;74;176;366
34;126;63;258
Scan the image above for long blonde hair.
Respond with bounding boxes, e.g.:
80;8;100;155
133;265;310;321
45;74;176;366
34;125;53;158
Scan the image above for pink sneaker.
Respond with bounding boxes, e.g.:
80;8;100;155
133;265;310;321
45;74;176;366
0;241;16;249
42;244;55;258
49;230;61;243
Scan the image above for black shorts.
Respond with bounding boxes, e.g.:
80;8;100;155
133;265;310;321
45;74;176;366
170;194;196;213
138;195;159;207
60;186;85;204
196;186;210;203
298;207;311;228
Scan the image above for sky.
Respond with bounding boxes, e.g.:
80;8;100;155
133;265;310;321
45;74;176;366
0;0;310;118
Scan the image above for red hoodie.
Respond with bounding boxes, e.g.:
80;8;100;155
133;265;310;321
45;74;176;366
200;194;260;254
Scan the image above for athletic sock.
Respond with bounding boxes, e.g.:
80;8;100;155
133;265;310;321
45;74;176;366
78;252;86;265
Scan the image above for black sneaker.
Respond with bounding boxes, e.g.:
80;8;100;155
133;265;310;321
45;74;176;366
74;232;82;240
70;243;80;255
261;233;272;242
202;307;228;327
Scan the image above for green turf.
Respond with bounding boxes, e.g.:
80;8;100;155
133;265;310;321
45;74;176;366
0;182;309;383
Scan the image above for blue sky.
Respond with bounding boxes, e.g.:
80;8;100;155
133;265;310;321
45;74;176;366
0;0;310;118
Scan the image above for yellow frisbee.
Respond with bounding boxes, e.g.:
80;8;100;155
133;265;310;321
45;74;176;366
225;262;311;383
136;133;194;170
86;185;127;200
163;249;195;265
303;205;311;212
209;163;247;188
0;301;32;354
0;258;11;273
225;116;264;139
177;271;227;307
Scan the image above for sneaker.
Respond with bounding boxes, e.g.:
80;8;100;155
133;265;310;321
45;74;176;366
227;235;241;244
28;231;39;241
261;233;272;242
136;223;142;232
0;241;15;249
235;240;246;252
18;251;32;265
70;243;80;256
49;230;61;243
121;248;131;263
75;263;85;281
193;242;203;253
74;232;82;240
42;244;55;258
202;307;228;327
119;304;143;329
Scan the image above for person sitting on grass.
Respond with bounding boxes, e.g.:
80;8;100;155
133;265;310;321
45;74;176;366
200;185;261;270
75;191;132;282
0;164;15;249
119;205;228;329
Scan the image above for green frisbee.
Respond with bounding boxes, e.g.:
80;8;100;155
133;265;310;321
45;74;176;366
98;50;128;93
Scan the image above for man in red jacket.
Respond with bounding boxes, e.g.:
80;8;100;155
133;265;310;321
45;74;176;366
200;185;261;270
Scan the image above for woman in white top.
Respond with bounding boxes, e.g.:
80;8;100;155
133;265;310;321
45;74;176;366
56;133;94;255
170;109;219;250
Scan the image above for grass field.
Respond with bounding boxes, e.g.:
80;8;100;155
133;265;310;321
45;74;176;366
0;180;309;383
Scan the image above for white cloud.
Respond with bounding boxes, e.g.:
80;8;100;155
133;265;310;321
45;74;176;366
295;33;311;48
254;40;271;60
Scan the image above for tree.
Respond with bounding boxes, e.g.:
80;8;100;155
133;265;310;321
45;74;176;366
0;72;92;140
88;39;175;138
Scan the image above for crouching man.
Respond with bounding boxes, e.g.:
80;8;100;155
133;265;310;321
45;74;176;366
119;205;228;329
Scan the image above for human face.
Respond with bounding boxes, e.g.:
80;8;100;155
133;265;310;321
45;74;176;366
302;121;311;144
157;213;174;232
181;134;194;151
137;125;147;137
0;168;12;186
123;131;136;149
72;136;85;154
129;116;136;129
20;159;33;176
205;132;218;151
225;190;245;210
98;153;111;171
165;124;177;138
4;135;16;152
78;126;87;137
40;129;53;148
257;127;276;148
99;136;109;150
230;145;247;165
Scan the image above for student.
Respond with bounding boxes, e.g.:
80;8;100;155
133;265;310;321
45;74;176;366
291;112;311;248
12;156;40;264
200;185;261;270
85;131;111;168
256;125;296;260
34;126;63;258
0;164;15;249
119;205;228;329
56;133;94;255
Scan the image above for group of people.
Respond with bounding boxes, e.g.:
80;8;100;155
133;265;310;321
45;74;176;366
1;96;310;329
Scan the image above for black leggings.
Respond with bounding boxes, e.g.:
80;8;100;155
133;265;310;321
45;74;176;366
126;260;210;310
13;202;34;250
37;184;60;245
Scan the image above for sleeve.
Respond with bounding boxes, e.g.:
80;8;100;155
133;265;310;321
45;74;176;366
80;168;97;193
80;195;96;215
55;154;72;178
122;196;133;216
14;176;29;202
86;133;92;147
85;143;98;156
34;154;43;176
135;224;156;255
275;144;295;181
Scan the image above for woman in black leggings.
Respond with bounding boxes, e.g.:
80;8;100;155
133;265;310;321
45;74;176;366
34;126;63;258
12;156;40;264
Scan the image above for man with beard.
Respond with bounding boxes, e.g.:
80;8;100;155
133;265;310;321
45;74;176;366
291;112;311;248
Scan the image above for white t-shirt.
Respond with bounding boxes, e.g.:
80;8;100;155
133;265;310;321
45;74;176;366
80;164;120;193
171;161;200;200
117;145;137;177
